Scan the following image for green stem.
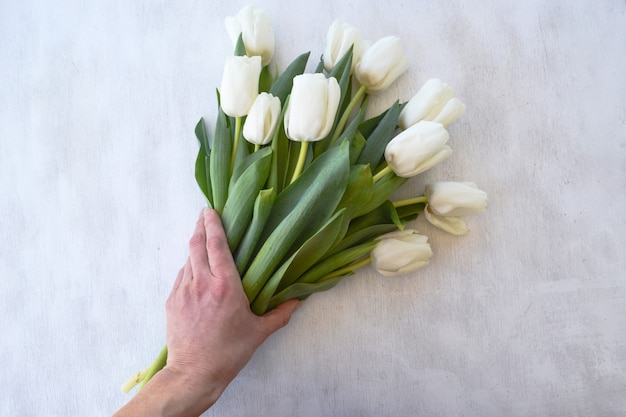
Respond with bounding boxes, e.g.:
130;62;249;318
392;195;428;208
372;165;393;183
230;116;243;174
254;143;261;152
139;344;168;390
321;257;372;281
289;141;309;184
330;84;367;145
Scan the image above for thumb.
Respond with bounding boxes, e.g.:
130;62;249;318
258;299;301;340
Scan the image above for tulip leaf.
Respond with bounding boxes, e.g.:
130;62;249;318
241;141;350;303
194;118;211;204
210;95;233;214
251;208;346;314
266;276;345;312
350;131;367;165
267;95;290;193
349;200;401;236
222;148;272;251
298;240;377;284
234;188;276;274
230;139;264;192
395;202;426;222
269;52;310;105
333;164;374;246
329;223;398;255
259;65;273;93
250;251;296;315
277;208;347;292
357;100;401;169
234;33;246;56
353;174;407;218
315;54;325;73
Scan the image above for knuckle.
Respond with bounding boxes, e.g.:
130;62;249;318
188;232;205;248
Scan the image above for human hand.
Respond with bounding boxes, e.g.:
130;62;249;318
163;208;301;408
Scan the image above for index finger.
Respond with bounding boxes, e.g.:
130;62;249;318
203;209;239;283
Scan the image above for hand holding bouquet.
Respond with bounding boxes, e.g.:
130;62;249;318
121;5;487;394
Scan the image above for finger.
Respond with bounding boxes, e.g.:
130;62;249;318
203;208;238;283
171;266;185;290
189;210;211;279
257;299;301;342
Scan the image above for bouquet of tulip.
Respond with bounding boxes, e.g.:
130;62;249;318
121;5;487;393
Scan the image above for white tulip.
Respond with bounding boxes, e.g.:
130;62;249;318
424;182;488;235
399;79;466;129
284;74;341;142
243;93;281;145
323;20;365;73
371;230;433;276
219;55;262;117
355;36;409;93
384;121;452;177
225;5;275;66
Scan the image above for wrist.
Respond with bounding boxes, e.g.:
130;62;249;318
151;367;222;416
114;367;222;417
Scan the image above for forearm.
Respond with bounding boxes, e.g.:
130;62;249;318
113;368;220;417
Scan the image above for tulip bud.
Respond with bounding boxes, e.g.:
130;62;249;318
323;20;364;73
399;79;466;129
355;36;409;93
424;182;488;235
284;74;341;142
384;121;452;177
225;5;275;66
220;55;262;118
243;93;281;145
371;230;433;276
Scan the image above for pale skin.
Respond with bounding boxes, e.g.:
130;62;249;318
113;209;301;417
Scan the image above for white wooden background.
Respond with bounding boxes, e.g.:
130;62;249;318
1;0;625;415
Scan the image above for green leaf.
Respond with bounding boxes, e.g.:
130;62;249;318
267;96;290;193
266;276;345;311
209;92;232;214
329;223;398;255
194;118;211;204
277;208;347;292
269;52;310;104
241;141;350;303
259;65;273;93
230;137;262;191
314;55;325;73
234;188;276;274
353;174;407;218
396;202;426;222
357;100;401;169
251;251;296;315
350;131;366;165
297;241;377;284
221;148;272;251
234;33;246;56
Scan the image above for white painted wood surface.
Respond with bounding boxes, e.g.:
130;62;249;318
1;0;625;415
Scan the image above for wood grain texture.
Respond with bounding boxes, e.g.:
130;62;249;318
1;0;625;415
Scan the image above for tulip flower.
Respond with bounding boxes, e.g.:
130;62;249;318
371;230;433;276
399;79;466;129
355;36;409;93
323;20;365;73
284;73;341;142
243;93;281;146
383;121;452;178
225;5;275;66
284;73;341;183
220;55;262;118
424;182;488;235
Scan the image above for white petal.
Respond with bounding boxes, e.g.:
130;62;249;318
424;207;467;235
